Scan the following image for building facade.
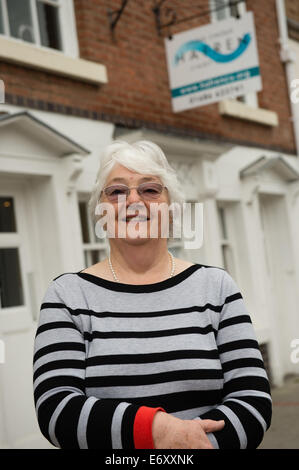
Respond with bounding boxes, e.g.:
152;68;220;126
0;0;299;448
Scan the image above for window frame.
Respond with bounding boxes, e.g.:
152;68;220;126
0;195;25;310
78;196;109;269
168;199;200;261
209;0;259;108
0;0;79;57
217;202;238;280
0;181;35;333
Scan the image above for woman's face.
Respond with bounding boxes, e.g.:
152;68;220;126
99;163;171;243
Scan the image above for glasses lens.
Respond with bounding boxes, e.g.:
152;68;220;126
105;185;128;200
138;183;163;199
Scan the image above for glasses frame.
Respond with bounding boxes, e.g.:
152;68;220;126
101;182;168;201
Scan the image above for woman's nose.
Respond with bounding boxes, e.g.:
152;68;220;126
126;188;141;204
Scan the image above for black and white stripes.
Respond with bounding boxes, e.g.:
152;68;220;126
33;264;272;449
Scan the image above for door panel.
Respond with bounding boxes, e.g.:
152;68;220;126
0;177;50;448
259;193;298;375
0;181;32;332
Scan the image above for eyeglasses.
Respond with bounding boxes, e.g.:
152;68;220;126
101;182;167;202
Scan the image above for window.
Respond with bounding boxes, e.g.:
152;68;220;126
259;342;272;386
210;0;258;107
36;0;62;49
0;0;62;50
168;200;200;261
285;0;299;42
211;0;241;22
168;241;184;259
78;199;109;268
287;17;299;42
0;196;24;308
217;204;237;279
0;0;79;55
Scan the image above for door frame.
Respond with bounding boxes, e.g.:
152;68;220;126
0;176;35;333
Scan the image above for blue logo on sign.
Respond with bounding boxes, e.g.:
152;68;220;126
173;33;251;65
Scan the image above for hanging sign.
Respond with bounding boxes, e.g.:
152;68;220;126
165;11;262;112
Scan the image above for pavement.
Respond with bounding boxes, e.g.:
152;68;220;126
258;374;299;449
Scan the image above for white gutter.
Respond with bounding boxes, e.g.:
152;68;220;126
276;0;299;156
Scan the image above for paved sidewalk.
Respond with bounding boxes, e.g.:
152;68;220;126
258;374;299;449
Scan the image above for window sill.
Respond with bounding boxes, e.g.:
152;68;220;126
218;99;278;127
0;35;108;85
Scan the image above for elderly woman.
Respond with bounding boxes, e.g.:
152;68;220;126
33;140;272;449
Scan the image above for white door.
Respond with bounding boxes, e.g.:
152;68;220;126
0;176;51;448
259;192;298;379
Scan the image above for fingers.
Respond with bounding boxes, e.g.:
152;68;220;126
200;419;225;433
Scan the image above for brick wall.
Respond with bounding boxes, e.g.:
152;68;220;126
0;0;295;153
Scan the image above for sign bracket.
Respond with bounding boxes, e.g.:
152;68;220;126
107;0;129;38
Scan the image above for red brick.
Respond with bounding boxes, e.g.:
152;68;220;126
0;0;295;153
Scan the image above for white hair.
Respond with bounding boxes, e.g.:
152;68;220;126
88;140;186;239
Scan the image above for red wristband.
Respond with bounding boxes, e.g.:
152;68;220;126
133;406;166;449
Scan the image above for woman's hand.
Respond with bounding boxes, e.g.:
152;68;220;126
152;411;225;449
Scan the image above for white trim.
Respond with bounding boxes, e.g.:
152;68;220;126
0;35;107;84
37;0;61;6
83;243;107;251
117;128;231;160
217;201;239;281
59;0;79;57
1;0;10;36
237;1;246;16
243;91;258;108
30;0;41;46
78;196;109;266
219;99;278;126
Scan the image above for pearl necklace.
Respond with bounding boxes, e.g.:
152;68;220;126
108;251;176;283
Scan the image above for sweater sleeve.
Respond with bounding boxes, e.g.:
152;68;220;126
33;279;163;449
198;270;272;449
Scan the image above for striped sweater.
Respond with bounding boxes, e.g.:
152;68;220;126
33;264;272;449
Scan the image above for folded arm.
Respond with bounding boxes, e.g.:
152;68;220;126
198;270;272;449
